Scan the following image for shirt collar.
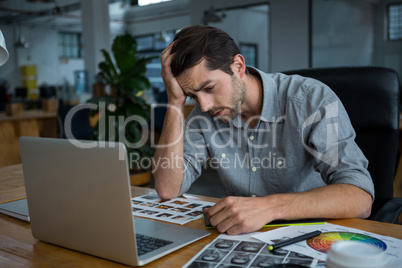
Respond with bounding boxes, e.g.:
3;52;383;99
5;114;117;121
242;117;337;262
253;67;282;123
230;67;282;129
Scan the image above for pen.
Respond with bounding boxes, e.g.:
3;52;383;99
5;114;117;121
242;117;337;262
268;230;322;251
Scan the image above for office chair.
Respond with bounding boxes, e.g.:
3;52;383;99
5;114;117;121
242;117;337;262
58;103;93;140
283;66;402;224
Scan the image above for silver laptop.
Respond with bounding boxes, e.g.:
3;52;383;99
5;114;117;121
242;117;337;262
19;137;210;266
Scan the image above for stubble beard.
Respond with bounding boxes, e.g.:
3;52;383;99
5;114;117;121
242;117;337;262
217;75;246;123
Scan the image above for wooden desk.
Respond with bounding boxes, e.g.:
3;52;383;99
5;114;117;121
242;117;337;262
0;110;58;167
1;164;401;267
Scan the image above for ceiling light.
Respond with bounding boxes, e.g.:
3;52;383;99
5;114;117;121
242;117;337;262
0;30;9;66
26;0;56;2
138;0;171;6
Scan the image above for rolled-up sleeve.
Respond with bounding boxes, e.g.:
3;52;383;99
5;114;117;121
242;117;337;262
304;88;375;200
179;106;210;195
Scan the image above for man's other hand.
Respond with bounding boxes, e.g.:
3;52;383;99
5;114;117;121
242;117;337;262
206;196;275;235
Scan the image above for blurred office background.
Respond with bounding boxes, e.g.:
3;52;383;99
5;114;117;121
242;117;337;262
0;0;401;197
0;0;400;104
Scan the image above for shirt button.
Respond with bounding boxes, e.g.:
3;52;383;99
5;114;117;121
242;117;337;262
252;167;257;172
249;135;255;141
221;153;226;158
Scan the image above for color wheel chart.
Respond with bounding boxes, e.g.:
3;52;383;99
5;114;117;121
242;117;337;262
306;232;387;253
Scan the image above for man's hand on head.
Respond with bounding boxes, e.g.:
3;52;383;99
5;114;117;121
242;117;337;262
161;42;187;108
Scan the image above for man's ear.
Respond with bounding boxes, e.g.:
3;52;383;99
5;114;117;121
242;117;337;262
231;54;246;78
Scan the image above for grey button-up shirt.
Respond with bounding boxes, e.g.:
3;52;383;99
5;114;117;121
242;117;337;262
180;67;374;199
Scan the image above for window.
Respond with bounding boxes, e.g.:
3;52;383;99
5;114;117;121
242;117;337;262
388;3;402;41
240;43;258;68
135;31;176;103
58;32;83;59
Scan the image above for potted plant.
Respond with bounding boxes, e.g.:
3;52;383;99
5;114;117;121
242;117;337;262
87;34;156;186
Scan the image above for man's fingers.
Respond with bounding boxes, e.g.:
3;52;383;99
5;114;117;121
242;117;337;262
224;224;244;236
207;196;270;235
161;42;176;81
161;42;175;61
208;197;238;229
160;42;187;106
161;53;174;76
214;216;235;234
208;196;236;217
213;214;247;235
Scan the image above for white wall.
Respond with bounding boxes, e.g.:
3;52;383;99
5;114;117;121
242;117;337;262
189;0;268;25
209;6;269;72
312;0;375;67
269;0;310;72
0;24;84;96
113;0;190;37
373;0;402;80
124;0;270;73
81;0;110;90
126;15;190;36
190;0;310;72
0;0;308;97
2;0;399;99
312;0;402;82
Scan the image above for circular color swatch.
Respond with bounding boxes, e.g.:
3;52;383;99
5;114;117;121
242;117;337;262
306;232;387;253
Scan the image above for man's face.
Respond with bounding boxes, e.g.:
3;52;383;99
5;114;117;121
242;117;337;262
176;60;246;123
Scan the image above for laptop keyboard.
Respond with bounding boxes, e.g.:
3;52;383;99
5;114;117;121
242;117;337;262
136;234;173;256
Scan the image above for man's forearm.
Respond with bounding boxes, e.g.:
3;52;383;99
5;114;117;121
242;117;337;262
153;105;186;200
269;183;372;221
208;183;372;235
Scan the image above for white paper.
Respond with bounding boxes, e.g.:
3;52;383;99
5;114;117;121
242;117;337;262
253;223;402;266
183;233;322;268
131;193;215;225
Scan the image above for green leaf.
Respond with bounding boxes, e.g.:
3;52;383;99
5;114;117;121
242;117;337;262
128;75;151;92
98;62;114;84
92;33;155;170
112;34;137;74
100;49;118;82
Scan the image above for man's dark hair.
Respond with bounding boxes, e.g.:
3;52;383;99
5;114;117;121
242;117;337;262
170;25;240;77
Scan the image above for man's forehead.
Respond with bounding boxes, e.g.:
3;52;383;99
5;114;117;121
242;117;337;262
178;78;212;94
176;60;229;94
176;72;197;90
177;66;212;92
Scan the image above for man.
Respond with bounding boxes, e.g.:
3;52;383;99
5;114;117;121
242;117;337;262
153;25;373;235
